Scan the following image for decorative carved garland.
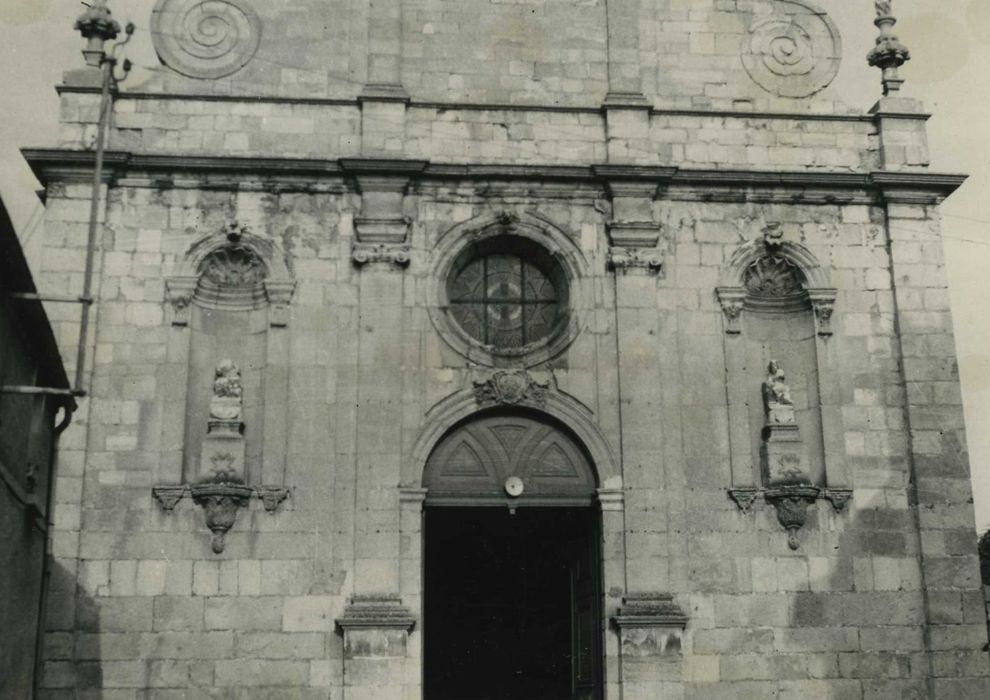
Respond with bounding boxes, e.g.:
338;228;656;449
151;0;262;80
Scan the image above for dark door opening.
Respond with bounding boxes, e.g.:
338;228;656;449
424;506;602;700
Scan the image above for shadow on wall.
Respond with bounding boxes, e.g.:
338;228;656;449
38;560;101;694
790;484;989;694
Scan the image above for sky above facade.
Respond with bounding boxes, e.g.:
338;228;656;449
2;1;989;531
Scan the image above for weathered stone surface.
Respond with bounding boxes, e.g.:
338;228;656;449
29;1;990;697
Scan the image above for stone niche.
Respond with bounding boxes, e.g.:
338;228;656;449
153;226;295;553
719;230;851;549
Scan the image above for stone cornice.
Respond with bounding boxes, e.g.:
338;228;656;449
56;87;894;124
22;149;967;202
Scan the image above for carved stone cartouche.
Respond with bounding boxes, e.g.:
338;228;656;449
472;370;549;407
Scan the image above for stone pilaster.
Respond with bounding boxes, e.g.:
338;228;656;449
360;0;409;156
603;0;646;107
884;194;990;693
601;0;652;164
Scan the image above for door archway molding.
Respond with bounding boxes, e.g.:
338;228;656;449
405;382;621;492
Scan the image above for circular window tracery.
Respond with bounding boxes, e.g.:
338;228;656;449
445;237;569;354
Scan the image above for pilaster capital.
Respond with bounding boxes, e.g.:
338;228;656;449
165;276;198;326
716;287;747;335
597;487;625;512
808;288;837;337
607;247;663;274
352;242;411;268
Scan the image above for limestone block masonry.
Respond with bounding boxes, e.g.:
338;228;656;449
28;0;990;698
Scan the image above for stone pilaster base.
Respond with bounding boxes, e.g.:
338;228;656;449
336;595;415;699
613;593;689;692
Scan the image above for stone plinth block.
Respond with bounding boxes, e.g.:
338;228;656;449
613;593;688;659
199;422;246;483
336;594;415;659
762;423;805;487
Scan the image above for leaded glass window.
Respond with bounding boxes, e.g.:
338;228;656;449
447;248;565;349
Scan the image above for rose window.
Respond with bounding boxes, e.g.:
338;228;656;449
446;240;567;351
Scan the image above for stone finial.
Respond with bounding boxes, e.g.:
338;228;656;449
74;0;121;68
762;361;795;425
867;0;910;95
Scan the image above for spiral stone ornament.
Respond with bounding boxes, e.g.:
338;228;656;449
741;0;841;99
151;0;262;79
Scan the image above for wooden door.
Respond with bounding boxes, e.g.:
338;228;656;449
569;514;602;700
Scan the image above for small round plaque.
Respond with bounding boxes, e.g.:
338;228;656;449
504;476;524;498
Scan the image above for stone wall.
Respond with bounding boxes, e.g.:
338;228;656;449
27;0;990;697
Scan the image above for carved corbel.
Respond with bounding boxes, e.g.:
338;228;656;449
716;287;746;334
764;485;821;550
264;279;296;327
822;487;853;512
728;487;760;513
190;479;253;554
808;288;838;337
152;484;189;511
607;247;664;273
165;276;198;326
255;485;290;513
472;370;550;407
352;242;411;268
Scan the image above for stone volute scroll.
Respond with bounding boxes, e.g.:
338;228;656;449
151;0;263;80
740;0;842;99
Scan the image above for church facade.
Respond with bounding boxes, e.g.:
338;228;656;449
30;0;990;697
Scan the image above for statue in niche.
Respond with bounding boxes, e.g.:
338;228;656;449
209;360;243;423
762;360;796;425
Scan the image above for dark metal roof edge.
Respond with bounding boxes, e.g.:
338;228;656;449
0;196;72;393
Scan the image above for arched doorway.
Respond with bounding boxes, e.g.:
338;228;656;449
422;409;603;700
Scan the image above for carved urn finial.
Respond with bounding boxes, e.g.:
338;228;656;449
867;0;910;95
74;0;121;68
